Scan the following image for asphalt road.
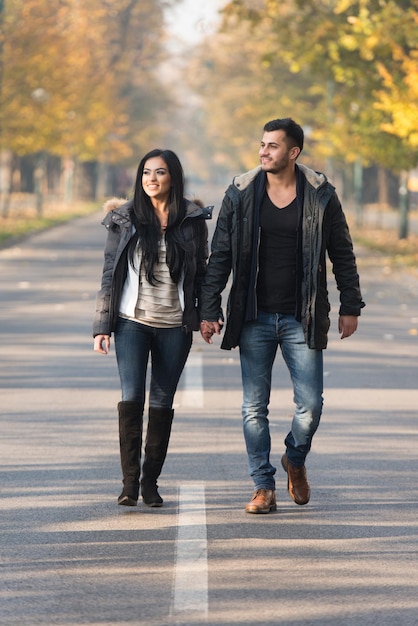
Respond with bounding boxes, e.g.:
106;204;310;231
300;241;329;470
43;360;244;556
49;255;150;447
1;210;418;626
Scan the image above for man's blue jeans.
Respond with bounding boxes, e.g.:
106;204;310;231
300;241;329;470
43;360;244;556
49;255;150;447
114;317;192;408
239;311;323;490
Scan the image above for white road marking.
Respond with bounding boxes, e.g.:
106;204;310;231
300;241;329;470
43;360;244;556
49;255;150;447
182;352;204;407
171;482;208;618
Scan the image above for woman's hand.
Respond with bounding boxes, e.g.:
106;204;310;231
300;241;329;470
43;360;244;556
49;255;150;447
94;334;111;354
338;315;358;339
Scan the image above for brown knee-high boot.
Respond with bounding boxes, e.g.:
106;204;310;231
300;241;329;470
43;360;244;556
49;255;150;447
117;400;143;506
141;407;174;507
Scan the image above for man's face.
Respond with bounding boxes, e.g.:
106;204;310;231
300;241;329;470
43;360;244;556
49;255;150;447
259;130;298;174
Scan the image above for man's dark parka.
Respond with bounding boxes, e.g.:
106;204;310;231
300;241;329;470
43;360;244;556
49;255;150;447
200;163;364;350
93;198;211;338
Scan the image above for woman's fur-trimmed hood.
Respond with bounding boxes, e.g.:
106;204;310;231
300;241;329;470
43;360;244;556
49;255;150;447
103;197;130;214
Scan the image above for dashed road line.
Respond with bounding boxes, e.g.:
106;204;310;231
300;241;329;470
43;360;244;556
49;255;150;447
182;352;204;407
171;482;208;619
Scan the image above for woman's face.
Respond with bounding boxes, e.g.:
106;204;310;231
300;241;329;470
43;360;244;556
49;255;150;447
142;156;172;205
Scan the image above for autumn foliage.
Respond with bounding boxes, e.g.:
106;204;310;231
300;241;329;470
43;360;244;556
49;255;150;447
186;0;418;174
0;0;172;163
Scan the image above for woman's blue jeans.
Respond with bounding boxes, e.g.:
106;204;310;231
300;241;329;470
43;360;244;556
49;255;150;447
114;317;192;408
239;311;323;490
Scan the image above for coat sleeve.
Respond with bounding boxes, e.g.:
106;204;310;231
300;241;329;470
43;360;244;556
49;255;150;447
325;193;365;316
194;217;209;306
199;194;234;322
92;215;122;337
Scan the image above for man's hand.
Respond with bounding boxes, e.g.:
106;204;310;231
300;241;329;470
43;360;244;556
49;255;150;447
200;320;224;344
338;315;358;339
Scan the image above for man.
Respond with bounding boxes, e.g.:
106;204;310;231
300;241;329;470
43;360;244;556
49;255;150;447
200;118;365;514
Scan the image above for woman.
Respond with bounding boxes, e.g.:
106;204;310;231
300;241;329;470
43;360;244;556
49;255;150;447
93;149;211;507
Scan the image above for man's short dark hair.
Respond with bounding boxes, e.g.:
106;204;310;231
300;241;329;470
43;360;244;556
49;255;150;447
263;118;304;152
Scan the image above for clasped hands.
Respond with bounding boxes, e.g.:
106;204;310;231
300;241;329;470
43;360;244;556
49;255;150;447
200;320;224;344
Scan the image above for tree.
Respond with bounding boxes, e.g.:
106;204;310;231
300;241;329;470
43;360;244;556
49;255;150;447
186;9;325;176
185;0;418;176
0;0;176;169
220;0;418;170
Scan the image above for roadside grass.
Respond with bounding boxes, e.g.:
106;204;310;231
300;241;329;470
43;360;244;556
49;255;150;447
0;199;100;247
351;226;418;275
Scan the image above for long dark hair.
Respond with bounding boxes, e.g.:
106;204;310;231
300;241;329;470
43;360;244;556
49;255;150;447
128;149;187;284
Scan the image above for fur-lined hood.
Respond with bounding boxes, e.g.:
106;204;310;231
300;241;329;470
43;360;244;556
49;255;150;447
232;163;328;193
103;197;129;214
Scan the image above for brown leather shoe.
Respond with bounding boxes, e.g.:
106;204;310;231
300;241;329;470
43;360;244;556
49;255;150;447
281;454;310;505
245;489;277;514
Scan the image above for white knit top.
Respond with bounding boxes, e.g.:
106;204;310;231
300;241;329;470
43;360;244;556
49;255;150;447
119;237;183;328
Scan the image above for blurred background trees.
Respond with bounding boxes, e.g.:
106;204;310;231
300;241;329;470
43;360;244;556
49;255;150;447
0;0;174;214
1;0;417;236
185;0;418;236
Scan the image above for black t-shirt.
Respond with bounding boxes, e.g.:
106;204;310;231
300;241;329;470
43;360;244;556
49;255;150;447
256;193;298;314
